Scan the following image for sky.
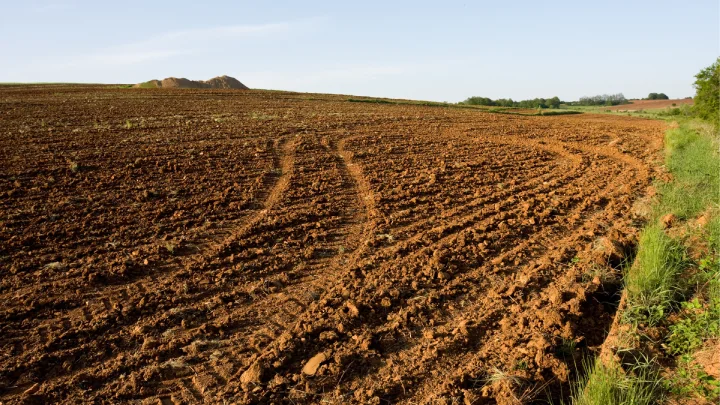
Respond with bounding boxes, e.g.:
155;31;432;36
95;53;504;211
1;0;718;101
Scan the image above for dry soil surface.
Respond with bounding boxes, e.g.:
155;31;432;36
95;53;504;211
0;85;666;404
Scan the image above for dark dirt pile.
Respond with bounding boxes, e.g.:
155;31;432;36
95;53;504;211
134;75;249;89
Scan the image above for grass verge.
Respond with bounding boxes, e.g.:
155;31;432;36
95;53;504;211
568;119;720;404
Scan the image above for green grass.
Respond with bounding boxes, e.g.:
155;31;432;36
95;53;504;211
708;214;720;253
566;356;662;405
622;120;718;326
622;224;686;326
654;123;720;221
134;81;159;88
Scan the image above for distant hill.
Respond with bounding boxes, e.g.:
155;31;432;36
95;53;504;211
134;75;249;89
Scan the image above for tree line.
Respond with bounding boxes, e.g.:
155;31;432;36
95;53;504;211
573;93;627;106
460;57;718;122
460;96;562;109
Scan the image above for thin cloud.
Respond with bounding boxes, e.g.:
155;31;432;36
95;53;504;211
241;60;465;91
30;2;74;13
78;50;193;67
56;20;317;68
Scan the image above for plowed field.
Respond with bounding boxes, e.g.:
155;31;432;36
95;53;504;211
0;86;665;404
605;98;693;111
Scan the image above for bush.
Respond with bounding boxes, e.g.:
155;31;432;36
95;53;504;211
647;93;669;100
693;58;720;129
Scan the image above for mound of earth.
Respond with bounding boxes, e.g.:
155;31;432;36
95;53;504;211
134;75;249;89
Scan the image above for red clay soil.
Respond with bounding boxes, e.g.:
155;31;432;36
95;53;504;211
134;75;249;89
605;98;693;111
0;86;666;404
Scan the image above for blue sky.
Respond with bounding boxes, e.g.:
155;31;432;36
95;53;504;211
1;0;718;101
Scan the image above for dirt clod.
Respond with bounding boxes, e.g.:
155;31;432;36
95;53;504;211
302;352;327;376
661;213;677;229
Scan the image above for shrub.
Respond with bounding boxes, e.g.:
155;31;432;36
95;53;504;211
693;57;720;129
647;93;669;100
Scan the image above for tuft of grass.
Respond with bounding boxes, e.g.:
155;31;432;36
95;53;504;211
164;242;177;255
582;263;617;284
622;224;686;326
569;357;662;405
485;367;524;388
555;338;578;359
68;161;80;173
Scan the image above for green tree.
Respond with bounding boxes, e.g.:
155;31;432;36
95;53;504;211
693;57;720;128
648;92;669;100
547;96;561;109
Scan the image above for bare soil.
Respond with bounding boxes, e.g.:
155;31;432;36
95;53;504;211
605;98;693;111
134;76;249;89
0;86;666;404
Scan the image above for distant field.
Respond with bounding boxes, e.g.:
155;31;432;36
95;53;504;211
606;98;693;111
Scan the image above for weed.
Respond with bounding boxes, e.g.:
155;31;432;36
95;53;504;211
581;263;617;284
664;354;720;401
665;256;720;355
666;298;720;354
164;242;176;255
514;360;528;370
68;161;80;173
125;120;133;129
555;338;577;359
486;367;523;386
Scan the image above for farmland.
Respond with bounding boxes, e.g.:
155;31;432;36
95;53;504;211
0;85;666;404
604;98;694;112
